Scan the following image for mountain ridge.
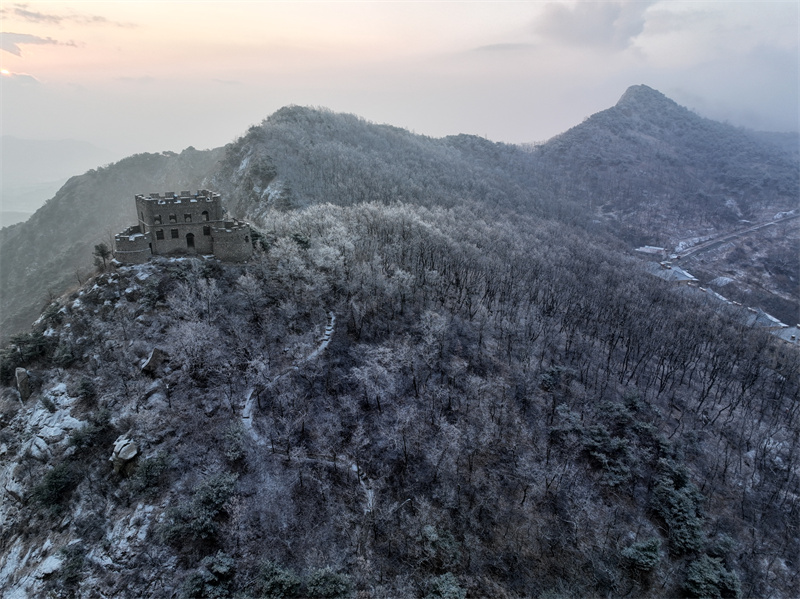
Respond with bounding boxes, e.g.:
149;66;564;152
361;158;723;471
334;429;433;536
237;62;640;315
1;85;797;343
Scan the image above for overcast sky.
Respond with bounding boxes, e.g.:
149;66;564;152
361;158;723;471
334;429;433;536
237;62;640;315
1;1;797;157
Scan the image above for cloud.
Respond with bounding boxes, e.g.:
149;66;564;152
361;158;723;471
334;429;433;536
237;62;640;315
533;1;655;50
6;4;60;24
0;32;76;56
0;3;135;28
1;68;39;84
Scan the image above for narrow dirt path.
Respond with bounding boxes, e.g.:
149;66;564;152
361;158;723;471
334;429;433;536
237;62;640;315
241;311;335;444
240;310;377;519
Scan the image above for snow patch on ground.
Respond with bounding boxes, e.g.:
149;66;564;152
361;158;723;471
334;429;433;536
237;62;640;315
709;276;735;287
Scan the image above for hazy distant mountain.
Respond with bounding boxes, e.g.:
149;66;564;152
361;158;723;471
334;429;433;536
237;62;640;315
214;90;797;246
749;130;800;157
535;85;799;241
0;136;118;227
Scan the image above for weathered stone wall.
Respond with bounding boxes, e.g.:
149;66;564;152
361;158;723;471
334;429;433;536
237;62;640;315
147;222;214;256
114;226;152;264
212;221;252;262
135;191;223;256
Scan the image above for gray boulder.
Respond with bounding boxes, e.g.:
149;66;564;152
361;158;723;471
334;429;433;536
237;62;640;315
110;435;139;473
141;348;168;375
15;368;31;401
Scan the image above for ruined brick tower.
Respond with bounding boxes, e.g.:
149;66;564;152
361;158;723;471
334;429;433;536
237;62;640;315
114;190;252;264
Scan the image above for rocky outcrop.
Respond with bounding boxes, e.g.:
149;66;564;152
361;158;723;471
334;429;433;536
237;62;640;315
30;409;83;444
110;435;139;474
141;348;168;375
15;369;31;401
23;436;50;462
2;463;25;502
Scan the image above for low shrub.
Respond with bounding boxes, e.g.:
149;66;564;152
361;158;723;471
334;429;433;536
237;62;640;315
179;551;235;599
258;561;302;598
223;423;246;463
129;453;170;498
306;567;352;599
0;331;54;384
583;424;633;487
650;459;705;555
160;472;238;550
40;396;57;413
621;538;661;573
425;572;466;599
59;543;87;590
68;409;112;450
32;462;82;515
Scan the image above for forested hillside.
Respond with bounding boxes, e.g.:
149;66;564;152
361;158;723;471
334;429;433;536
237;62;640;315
1;200;798;597
1;85;798;598
213;107;555;219
216;86;798;245
536;85;799;242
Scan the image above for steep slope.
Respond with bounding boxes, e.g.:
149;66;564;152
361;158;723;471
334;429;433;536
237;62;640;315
1;202;797;598
535;85;799;242
0;147;224;342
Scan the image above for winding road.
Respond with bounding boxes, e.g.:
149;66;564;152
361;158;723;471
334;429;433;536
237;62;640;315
678;213;799;261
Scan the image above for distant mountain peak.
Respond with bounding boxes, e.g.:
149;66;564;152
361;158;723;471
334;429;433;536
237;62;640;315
616;84;682;113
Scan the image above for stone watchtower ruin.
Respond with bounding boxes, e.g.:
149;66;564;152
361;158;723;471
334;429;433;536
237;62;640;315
114;190;252;264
